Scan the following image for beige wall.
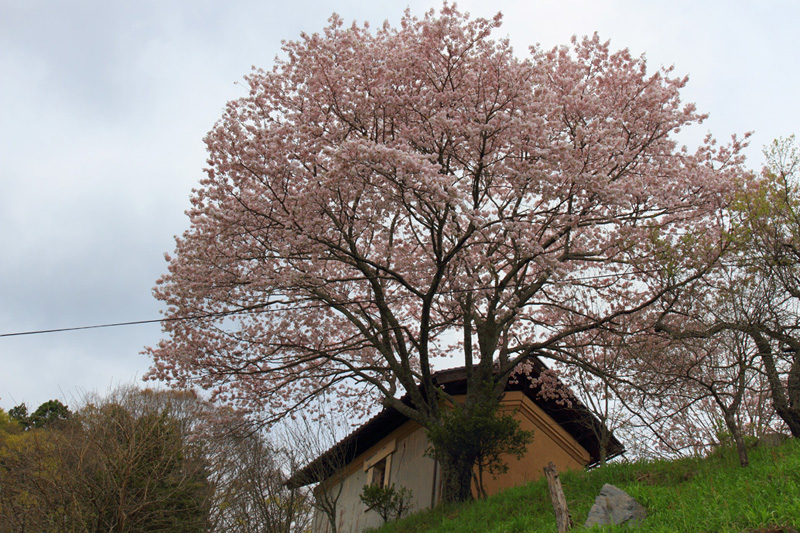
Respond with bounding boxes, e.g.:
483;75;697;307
312;392;591;533
312;421;438;533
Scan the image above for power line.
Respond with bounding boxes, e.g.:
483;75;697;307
0;311;236;339
0;267;675;339
1;318;174;338
0;301;358;338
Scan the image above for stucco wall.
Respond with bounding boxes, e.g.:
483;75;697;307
312;421;437;533
480;391;590;495
311;392;591;533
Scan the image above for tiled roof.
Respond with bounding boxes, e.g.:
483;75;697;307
287;357;624;487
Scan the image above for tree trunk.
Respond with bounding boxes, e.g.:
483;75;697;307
438;455;474;503
723;412;749;467
753;332;800;437
598;424;610;467
319;491;339;533
425;365;495;504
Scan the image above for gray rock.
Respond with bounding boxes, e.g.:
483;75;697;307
584;484;646;528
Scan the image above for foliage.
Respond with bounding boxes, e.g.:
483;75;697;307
72;400;211;531
0;388;211;531
730;136;800;437
425;400;533;499
8;399;71;430
147;3;746;502
0;388;317;532
367;437;800;533
648;136;800;446
0;408;21;434
548;138;800;463
7;403;29;428
30;399;71;428
360;483;414;524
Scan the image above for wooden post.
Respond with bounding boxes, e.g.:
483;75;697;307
543;461;573;532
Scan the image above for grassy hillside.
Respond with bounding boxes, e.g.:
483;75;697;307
369;438;800;532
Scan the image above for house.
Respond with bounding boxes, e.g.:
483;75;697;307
289;358;623;533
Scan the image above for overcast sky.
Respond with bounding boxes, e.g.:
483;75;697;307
1;0;798;412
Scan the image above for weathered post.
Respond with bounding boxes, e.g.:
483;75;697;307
543;461;573;532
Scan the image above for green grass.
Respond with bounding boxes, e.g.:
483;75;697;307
368;439;800;532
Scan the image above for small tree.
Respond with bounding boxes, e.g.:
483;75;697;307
652;137;800;440
663;332;761;466
29;399;71;428
538;332;632;466
359;484;414;524
281;409;352;533
60;390;212;531
8;403;29;429
426;396;532;500
209;430;312;533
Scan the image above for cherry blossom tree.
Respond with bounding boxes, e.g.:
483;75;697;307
147;5;745;502
643;330;764;465
653;138;800;443
732;137;800;436
547;332;636;465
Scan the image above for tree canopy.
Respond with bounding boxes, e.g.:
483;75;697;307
0;387;312;532
652;136;800;442
0;390;211;531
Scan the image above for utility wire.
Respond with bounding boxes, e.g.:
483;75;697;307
0;266;677;339
1;318;177;338
0;312;230;338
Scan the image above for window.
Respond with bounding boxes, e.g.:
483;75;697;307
364;439;395;488
371;457;388;487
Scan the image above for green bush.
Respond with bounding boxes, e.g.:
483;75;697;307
360;484;414;523
425;399;533;499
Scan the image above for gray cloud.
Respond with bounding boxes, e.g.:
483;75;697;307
1;0;798;411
